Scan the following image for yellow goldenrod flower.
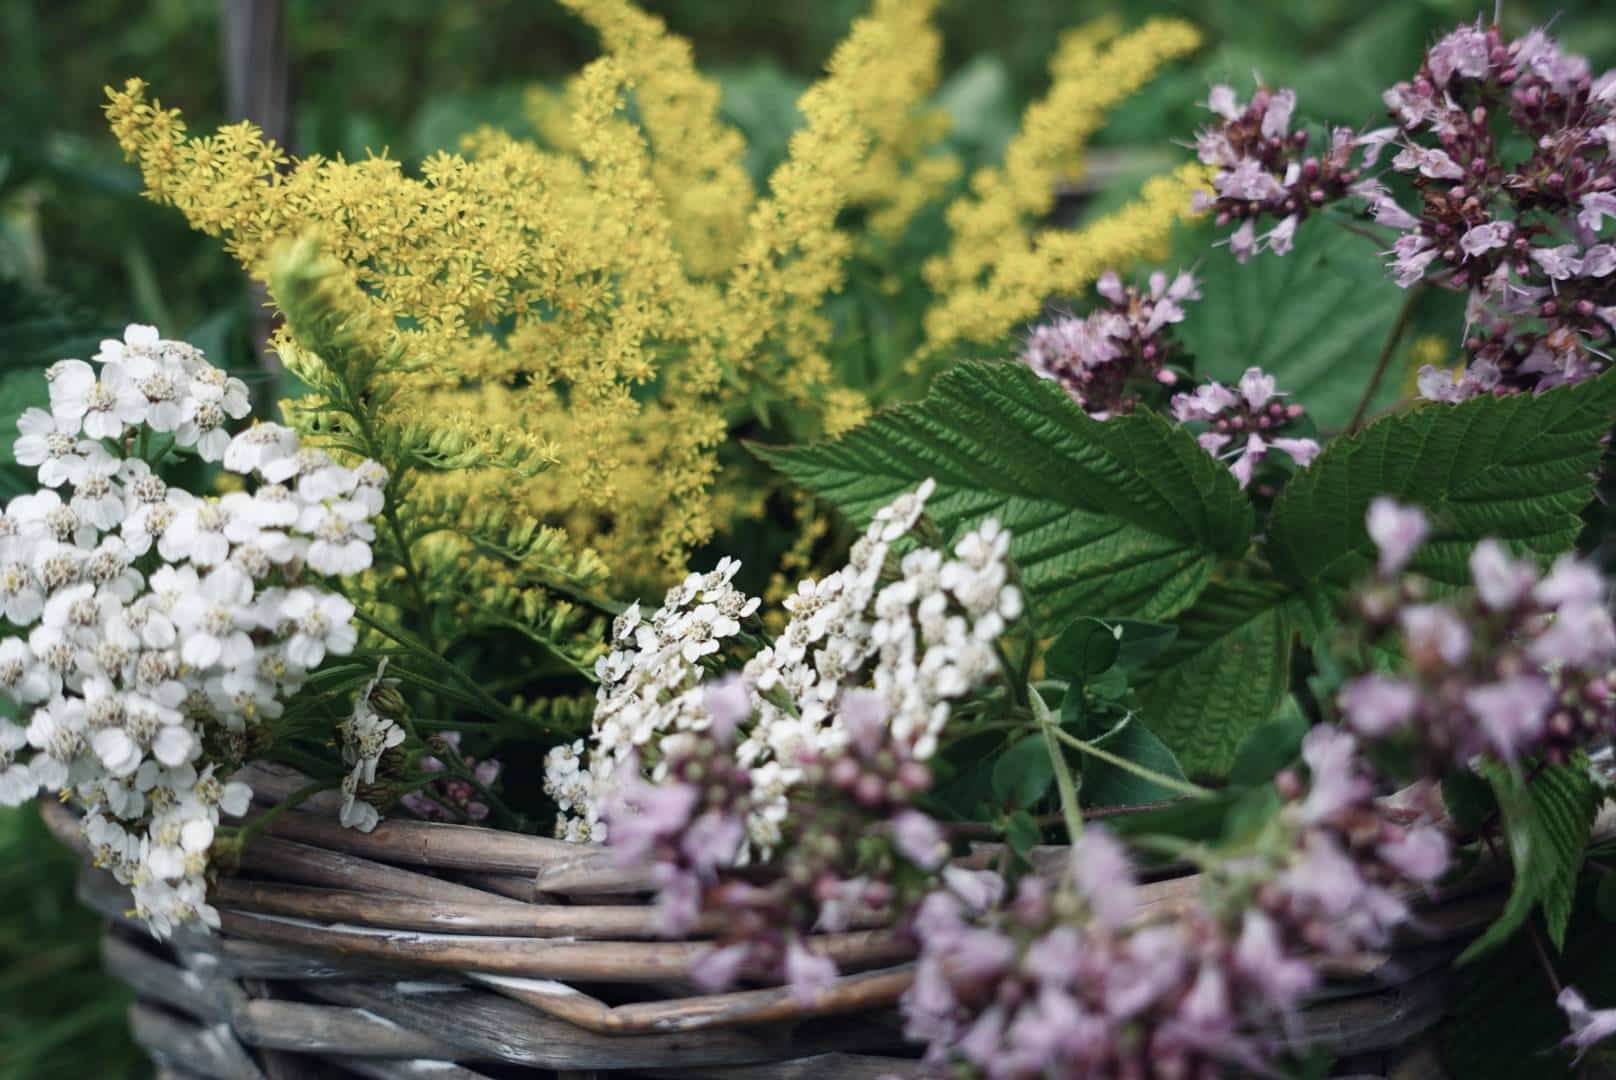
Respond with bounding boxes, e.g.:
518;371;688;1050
104;0;1201;600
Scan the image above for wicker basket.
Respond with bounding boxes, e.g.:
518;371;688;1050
44;761;1598;1079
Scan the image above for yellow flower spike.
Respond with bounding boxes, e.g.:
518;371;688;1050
105;5;1200;594
561;0;756;277
920;18;1204;360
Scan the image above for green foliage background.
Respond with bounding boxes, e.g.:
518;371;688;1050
2;1;1615;1075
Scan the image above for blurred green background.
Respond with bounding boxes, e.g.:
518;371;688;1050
3;1;1614;1076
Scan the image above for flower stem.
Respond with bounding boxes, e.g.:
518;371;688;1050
1047;725;1215;800
1347;283;1425;433
1030;685;1083;842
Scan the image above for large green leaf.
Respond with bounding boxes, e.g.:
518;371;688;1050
1461;761;1599;962
1134;578;1302;777
1176;225;1410;430
755;361;1253;627
1266;371;1616;602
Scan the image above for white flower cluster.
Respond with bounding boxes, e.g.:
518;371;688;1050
0;324;382;935
336;660;404;833
547;480;1022;852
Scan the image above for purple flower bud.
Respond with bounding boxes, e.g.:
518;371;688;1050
1400;603;1471;666
1271;436;1320;468
1465;675;1554;760
1535;555;1608;609
891;809;947;870
1459;221;1512;259
1261;88;1297;139
1230;434;1266;489
1340;674;1418;737
1428;23;1492;85
1469;539;1537;611
680;808;746;876
1580;192;1616;232
1366;497;1428;575
690;942;750;991
1071;827;1137;930
1529;601;1616;668
1378;824;1450;883
1298;726;1370;823
703;675;751;744
1234;909;1317;1008
1206;84;1241;121
785;939;839;1004
942;865;1006;914
839;687;889;758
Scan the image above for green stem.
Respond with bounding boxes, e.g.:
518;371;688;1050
1048;726;1215;801
1347;283;1425;434
1030;686;1083;842
351;608;542;730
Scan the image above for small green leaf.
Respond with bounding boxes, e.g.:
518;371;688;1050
1227;696;1309;786
1046;617;1121;681
1081;718;1191;808
1005;810;1042;856
992;733;1054;810
755;361;1254;629
1461;761;1598;962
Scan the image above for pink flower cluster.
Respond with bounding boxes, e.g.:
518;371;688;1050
1193;83;1363;261
604;681;945;1002
398;732;501;822
1363;22;1616;398
1342;498;1616;768
1170;367;1320;488
1020;270;1196;418
901;728;1448;1078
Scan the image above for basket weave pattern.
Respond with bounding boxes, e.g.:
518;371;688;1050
44;762;1581;1078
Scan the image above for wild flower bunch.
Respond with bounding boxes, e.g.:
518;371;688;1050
900;723;1448;1078
1193;84;1363;261
1195;21;1616;401
549;481;1021;851
25;4;1616;1071
1020;268;1320;489
1341;497;1616;769
605;680;946;998
0;325;381;934
1019;269;1195;418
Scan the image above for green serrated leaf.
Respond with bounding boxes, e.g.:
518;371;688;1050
1227;696;1309;785
1461;761;1599;962
1135;578;1301;777
1267;371;1616;602
1179;225;1410;429
1081;718;1190;808
754;361;1254;628
991;733;1054;810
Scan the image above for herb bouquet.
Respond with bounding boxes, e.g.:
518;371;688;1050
11;3;1616;1076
